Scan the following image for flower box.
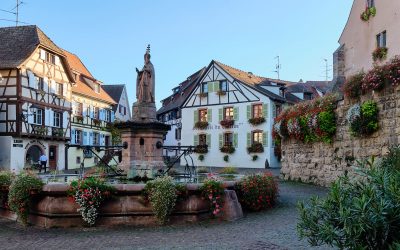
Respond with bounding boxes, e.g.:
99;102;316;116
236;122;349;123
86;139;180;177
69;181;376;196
220;145;235;154
372;47;388;62
194;121;209;130
75;115;84;122
52;128;64;137
198;93;208;98
194;145;208;154
216;90;226;96
93;119;101;126
247;143;264;154
220;119;234;128
360;6;376;22
248;117;266;126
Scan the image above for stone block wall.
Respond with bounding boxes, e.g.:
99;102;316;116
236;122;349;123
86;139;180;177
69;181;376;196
280;87;400;186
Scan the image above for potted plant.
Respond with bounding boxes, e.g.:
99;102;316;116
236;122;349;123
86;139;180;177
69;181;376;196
372;47;388;62
194;145;208;154
198;92;208;98
93;118;101;126
75;115;84;122
220;119;234;128
360;6;376;22
0;171;14;191
216;90;226;96
248;117;266;126
52;128;64;137
194;121;209;129
220;145;235;154
247;142;264;154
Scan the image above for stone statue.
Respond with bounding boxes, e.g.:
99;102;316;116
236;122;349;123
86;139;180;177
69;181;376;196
136;45;155;103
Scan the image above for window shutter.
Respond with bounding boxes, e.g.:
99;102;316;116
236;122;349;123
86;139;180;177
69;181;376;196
49;109;54;127
219;133;223;148
214;81;220;92
43;77;49;92
82;103;87;116
247;105;251;119
234;107;239;121
71;129;76;144
193;110;198;123
207;109;212;122
207;82;213;92
206;134;211;147
263;104;268;118
27;108;34;124
233;133;238;148
55;56;60;66
27;71;37;88
40;49;46;60
218;108;223;122
44;108;50;126
193;135;198;146
83;131;88;145
63;111;69;129
263;132;268;147
247;132;251;147
62;83;67;97
110;111;115;122
101;134;105;146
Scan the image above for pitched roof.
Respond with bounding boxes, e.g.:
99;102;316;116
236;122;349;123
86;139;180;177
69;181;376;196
157;68;206;115
0;25;64;68
305;81;332;94
63;50;116;104
102;85;125;103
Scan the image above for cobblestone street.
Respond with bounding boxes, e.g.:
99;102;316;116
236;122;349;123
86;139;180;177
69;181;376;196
0;181;333;250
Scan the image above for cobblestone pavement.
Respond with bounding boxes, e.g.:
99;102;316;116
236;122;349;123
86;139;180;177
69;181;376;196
0;181;333;250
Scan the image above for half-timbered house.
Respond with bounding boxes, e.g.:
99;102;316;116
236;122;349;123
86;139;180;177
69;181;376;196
0;25;74;171
63;50;117;170
181;60;301;169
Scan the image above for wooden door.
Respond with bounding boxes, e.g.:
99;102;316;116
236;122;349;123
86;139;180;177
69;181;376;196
49;145;57;170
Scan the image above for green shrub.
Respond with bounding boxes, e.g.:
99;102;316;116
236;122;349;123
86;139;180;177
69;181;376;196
297;153;400;249
223;155;229;162
200;179;225;216
348;100;379;136
235;172;278;211
8;172;44;225
0;171;14;187
144;176;177;224
197;167;209;174
219;167;238;175
343;72;364;99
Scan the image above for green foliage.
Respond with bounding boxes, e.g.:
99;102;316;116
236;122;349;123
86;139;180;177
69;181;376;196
197;167;209;174
317;111;337;143
219;167;238;175
349;100;379;136
252;155;258;161
343;72;365;99
0;171;14;186
220;146;235;154
297;152;400;250
107;122;122;145
144;176;177;224
200;179;225;216
235;173;278;211
381;145;400;171
8;172;44;225
223;155;229;162
198;154;205;161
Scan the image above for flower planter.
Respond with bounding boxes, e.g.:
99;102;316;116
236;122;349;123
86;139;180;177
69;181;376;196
248;117;266;126
372;47;388;62
198;93;208;98
220;146;235;154
93;119;101;126
216;91;226;96
194;121;209;130
360;6;376;22
220;119;234;128
247;143;264;154
194;145;208;154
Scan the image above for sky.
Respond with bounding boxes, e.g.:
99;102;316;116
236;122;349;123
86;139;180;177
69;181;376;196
0;0;353;108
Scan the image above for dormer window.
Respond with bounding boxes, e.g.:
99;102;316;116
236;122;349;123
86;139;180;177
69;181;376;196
45;51;56;64
94;84;100;93
201;82;208;93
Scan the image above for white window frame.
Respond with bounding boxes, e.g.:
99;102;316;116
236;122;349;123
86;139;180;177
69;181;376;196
53;112;61;127
33;108;43;125
75;130;82;144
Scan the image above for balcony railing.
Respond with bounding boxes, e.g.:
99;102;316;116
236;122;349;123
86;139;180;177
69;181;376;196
29;125;65;139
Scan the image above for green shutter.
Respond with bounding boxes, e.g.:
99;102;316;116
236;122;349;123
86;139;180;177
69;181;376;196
234;107;239;121
208;82;213;92
247;105;251;119
194;135;199;146
272;103;277;118
194;110;198;123
206;134;211;147
218;108;223;122
233;133;238;148
263;103;268;118
207;109;212;122
263;132;268;147
247;132;251;147
219;134;223;148
214;81;220;92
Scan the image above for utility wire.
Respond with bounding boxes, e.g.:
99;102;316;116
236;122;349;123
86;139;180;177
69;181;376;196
0;18;28;24
0;9;16;15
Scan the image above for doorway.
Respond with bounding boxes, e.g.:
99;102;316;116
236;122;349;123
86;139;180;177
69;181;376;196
26;145;43;167
49;145;57;170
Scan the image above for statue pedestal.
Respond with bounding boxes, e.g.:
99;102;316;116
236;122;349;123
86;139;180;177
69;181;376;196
116;121;170;178
132;102;157;122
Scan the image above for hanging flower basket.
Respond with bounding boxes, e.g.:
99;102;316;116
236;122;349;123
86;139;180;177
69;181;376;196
220;145;235;154
220;119;234;128
194;121;209;129
372;47;388;62
247;143;264;154
248;117;266;125
194;145;208;154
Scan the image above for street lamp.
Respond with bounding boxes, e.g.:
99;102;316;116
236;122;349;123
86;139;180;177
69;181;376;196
20;104;39;121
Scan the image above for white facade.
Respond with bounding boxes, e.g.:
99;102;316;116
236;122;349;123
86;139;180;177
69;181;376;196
180;61;281;169
115;86;131;122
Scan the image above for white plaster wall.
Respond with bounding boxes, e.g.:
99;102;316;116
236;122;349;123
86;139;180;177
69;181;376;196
0;136;11;170
115;88;131;122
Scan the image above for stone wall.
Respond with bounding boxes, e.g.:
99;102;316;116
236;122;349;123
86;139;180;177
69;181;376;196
280;87;400;186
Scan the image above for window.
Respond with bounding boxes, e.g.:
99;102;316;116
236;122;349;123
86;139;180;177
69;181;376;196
93;132;99;145
124;107;126;115
304;93;313;100
175;128;181;140
201;82;208;93
74;102;83;116
36;77;44;91
33;108;43;125
45;52;56;64
199;109;208;122
105;110;111;122
119;105;122;113
224;107;234;120
252;131;263;144
94;84;100;93
252;104;263;118
220;80;228;92
94;107;99;119
76;156;81;164
55;82;63;95
199;134;207;146
367;0;375;8
275;105;282;117
224;133;233;147
377;31;387;48
53;112;61;127
75;130;82;144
